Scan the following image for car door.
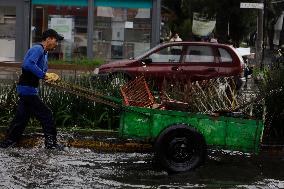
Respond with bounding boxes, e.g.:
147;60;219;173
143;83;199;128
180;44;218;82
139;44;186;83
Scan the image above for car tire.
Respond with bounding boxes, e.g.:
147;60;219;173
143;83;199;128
154;124;207;173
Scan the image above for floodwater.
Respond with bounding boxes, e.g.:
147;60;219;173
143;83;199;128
1;146;284;189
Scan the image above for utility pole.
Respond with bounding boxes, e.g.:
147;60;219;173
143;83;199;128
240;1;264;67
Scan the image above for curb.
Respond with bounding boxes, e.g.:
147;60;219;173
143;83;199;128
0;131;153;152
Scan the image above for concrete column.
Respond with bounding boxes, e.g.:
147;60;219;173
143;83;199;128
151;0;161;48
87;0;94;59
0;0;30;62
17;0;31;61
23;0;31;58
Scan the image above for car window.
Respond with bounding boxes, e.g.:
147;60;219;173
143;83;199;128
185;46;214;63
218;48;233;63
148;45;182;63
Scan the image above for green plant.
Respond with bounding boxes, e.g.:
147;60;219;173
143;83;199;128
0;81;18;125
54;105;73;127
49;57;105;67
40;73;121;130
255;68;284;139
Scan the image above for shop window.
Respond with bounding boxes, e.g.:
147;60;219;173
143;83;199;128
32;4;88;60
94;6;151;60
0;6;16;61
31;1;152;61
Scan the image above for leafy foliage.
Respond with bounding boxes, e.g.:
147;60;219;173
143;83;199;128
41;74;121;130
0;75;120;130
0;81;18;125
255;68;284;138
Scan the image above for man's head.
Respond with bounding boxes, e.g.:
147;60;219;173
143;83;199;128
42;29;64;51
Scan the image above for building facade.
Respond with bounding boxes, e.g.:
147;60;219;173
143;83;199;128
0;0;161;62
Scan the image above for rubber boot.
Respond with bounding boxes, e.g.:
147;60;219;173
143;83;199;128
0;139;17;148
45;135;65;150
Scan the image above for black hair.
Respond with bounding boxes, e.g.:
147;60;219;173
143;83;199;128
42;29;64;41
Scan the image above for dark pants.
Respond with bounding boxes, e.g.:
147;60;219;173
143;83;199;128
6;95;57;142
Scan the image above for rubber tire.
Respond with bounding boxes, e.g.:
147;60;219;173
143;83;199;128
154;124;207;173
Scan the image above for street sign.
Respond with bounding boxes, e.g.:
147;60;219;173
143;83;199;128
240;2;264;9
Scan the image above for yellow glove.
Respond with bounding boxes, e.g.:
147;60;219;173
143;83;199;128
45;72;60;82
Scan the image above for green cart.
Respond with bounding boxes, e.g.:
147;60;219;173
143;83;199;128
118;106;264;173
47;81;264;173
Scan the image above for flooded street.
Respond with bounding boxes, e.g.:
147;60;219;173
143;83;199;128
1;147;284;188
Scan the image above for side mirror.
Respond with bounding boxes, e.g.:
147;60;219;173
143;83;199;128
141;57;152;64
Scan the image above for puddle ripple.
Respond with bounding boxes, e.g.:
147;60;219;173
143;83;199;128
0;148;284;188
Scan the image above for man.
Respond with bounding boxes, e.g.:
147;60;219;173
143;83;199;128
170;33;182;55
170;33;182;42
0;29;64;149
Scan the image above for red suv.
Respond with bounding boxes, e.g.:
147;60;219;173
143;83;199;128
94;42;244;86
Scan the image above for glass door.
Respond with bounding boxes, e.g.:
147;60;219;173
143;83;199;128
0;6;16;62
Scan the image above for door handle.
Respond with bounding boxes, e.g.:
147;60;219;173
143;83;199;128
172;66;179;71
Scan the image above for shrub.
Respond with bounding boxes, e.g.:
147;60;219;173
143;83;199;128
0;74;120;130
49;57;105;67
255;68;284;139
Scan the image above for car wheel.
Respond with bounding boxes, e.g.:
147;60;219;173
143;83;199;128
154;124;207;173
109;73;130;88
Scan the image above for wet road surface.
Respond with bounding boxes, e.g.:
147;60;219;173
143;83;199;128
1;147;284;189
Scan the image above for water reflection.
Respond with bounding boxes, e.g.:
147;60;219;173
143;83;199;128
0;147;283;188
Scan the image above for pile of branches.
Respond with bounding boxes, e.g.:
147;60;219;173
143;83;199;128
160;76;260;115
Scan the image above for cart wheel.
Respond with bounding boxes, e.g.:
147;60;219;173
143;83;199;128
154;124;207;173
